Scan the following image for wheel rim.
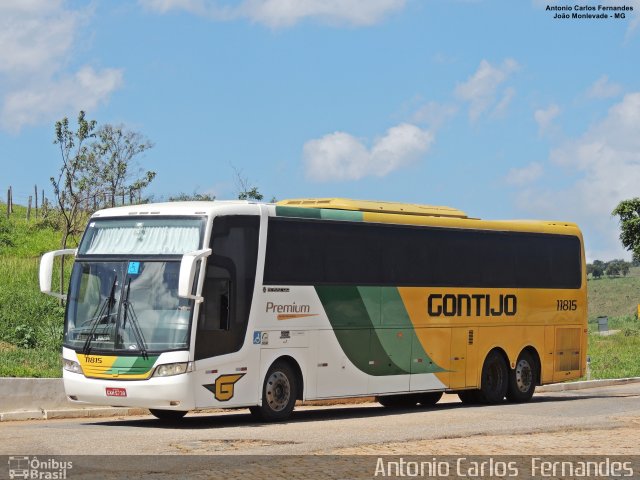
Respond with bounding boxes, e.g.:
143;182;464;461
265;371;290;412
515;359;532;393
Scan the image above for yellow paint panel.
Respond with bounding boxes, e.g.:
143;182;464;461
398;286;586;389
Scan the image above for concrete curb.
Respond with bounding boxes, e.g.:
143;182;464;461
536;376;640;392
0;407;147;422
1;376;639;422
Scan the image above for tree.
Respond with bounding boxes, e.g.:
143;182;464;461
51;111;97;250
605;261;621;277
612;198;640;260
588;260;605;279
51;111;97;298
168;192;215;202
232;165;264;201
91;124;155;207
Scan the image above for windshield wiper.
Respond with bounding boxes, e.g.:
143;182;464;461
122;278;148;359
82;276;117;355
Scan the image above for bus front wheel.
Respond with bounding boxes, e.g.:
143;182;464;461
251;361;297;421
506;350;537;403
148;409;187;421
376;394;419;408
479;350;508;404
417;391;443;407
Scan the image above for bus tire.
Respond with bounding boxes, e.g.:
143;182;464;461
252;361;297;422
376;394;419;408
148;409;187;421
457;390;483;404
479;350;508;404
506;350;537;403
417;391;443;406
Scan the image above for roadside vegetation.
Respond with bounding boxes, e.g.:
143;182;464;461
0;205;69;376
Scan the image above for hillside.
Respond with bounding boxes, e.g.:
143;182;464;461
587;267;640;319
0;204;71;376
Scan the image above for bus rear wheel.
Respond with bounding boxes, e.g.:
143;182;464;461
251;361;297;422
506;351;537;403
148;409;188;421
458;390;484;404
478;350;508;404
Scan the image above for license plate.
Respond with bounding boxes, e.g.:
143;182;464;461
105;387;127;397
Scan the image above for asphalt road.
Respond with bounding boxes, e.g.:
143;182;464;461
2;383;639;457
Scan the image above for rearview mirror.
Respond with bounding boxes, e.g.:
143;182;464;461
178;248;212;301
39;249;77;300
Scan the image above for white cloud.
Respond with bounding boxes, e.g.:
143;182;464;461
0;1;123;132
533;104;560;136
411;101;458;129
492;87;515;118
586;75;623;99
140;0;406;27
455;58;519;121
505;162;543;186
304;123;434;182
2;67;123;132
514;92;640;261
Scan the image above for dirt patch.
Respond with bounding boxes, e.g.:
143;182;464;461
171;438;298;454
329;422;640;455
0;341;17;353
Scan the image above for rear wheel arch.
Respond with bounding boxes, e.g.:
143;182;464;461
274;355;304;400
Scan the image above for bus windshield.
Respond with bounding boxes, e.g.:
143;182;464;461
65;260;194;353
78;217;204;256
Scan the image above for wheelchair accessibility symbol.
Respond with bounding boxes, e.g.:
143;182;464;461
253;331;269;345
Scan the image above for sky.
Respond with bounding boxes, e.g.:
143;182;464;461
0;0;639;262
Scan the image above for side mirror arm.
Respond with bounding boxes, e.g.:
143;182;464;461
39;249;77;300
178;248;212;302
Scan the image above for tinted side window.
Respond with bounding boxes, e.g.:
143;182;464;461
263;217;581;289
195;215;260;360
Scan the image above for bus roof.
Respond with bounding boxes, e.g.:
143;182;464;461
88;198;581;237
277;198;468;218
90;200;254;218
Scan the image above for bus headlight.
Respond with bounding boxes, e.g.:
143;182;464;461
63;359;83;375
153;362;193;377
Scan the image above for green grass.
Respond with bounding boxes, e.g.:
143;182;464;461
587;316;640;379
0;203;72;377
587;266;640;319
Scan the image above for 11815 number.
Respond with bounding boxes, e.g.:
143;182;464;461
556;300;577;311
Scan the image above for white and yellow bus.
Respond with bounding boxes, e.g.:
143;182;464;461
39;198;587;421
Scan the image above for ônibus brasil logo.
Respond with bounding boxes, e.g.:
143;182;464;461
8;456;72;479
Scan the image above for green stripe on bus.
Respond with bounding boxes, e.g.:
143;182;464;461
315;286;407;375
316;286;445;376
105;355;158;375
275;206;322;219
275;206;363;222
